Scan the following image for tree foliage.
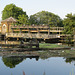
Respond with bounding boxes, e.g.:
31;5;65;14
17;14;29;25
2;4;28;22
29;11;63;27
63;13;75;34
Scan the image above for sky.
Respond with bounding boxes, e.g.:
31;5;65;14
0;0;75;20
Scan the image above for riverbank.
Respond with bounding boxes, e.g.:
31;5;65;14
0;43;71;51
0;49;75;58
0;43;74;59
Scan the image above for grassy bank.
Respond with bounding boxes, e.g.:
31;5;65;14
39;43;69;48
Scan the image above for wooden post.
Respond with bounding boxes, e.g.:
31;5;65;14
20;28;21;33
28;28;30;33
11;28;13;33
29;40;32;48
48;25;50;37
37;28;39;34
36;41;39;48
48;29;50;36
17;37;19;41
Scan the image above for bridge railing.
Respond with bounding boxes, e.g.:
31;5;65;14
11;26;64;33
6;33;62;39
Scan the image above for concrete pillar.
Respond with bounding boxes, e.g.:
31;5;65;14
28;28;30;33
48;26;50;37
48;30;50;35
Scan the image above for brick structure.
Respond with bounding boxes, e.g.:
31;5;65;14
1;17;17;34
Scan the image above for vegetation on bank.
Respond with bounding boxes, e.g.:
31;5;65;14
63;13;75;34
38;49;75;59
39;43;69;48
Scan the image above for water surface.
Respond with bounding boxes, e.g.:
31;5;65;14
0;56;75;75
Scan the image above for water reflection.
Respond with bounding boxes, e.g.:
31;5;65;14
2;55;75;69
0;40;20;48
1;56;75;75
0;40;20;44
2;56;39;68
0;54;75;75
65;57;75;64
2;56;24;68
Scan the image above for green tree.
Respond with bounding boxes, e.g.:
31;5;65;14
49;15;63;27
29;11;63;27
17;14;29;25
63;13;75;34
2;4;27;20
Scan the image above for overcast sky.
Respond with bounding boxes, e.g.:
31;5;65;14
0;0;75;20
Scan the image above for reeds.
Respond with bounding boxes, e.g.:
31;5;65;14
11;71;46;75
70;69;75;75
23;71;25;75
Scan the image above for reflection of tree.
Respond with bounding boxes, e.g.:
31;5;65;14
2;56;39;68
65;58;75;64
2;56;24;68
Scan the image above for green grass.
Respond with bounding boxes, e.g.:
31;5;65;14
39;43;68;48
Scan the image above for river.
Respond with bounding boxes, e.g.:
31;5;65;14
0;56;75;75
